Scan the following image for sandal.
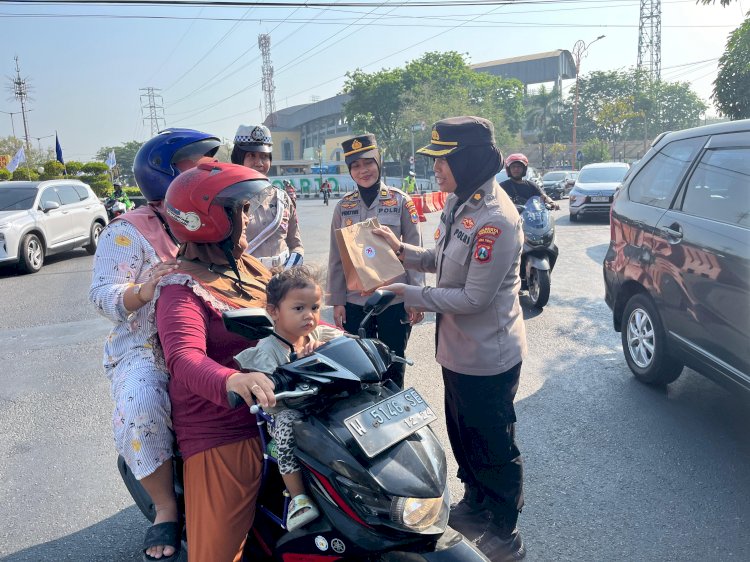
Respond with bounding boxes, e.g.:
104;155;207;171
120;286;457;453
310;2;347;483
286;494;320;532
143;521;182;562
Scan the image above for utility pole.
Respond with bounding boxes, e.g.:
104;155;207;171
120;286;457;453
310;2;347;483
11;56;32;152
571;35;605;171
139;87;166;136
258;34;277;127
637;0;662;80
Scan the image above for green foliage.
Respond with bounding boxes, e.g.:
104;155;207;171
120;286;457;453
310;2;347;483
0;168;11;181
0;136;23;156
11;168;39;181
95;140;144;185
124;187;141;197
83;161;109;174
698;0;737;5
713;17;750;120
581;139;610;164
85;177;113;197
65;161;84;175
39;160;66;180
343;51;524;172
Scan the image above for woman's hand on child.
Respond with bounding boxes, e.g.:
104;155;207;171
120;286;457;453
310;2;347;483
227;371;276;409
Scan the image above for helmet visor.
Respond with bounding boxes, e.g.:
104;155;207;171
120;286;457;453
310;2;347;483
171;138;221;172
214;179;275;215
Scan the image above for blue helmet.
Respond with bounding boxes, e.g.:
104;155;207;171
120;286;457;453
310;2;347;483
133;128;221;202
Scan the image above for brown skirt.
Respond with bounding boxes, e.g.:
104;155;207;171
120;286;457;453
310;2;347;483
183;437;263;562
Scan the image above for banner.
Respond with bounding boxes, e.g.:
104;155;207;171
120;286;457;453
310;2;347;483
55;134;65;165
6;147;26;173
105;149;116;170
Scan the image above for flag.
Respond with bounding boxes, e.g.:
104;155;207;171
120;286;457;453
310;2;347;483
55;133;64;165
105;149;116;170
6;147;26;173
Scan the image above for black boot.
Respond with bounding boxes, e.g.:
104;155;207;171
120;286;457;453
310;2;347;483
449;485;489;540
473;502;525;561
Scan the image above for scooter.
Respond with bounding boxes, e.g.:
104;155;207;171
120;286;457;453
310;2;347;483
118;290;488;561
104;197;127;220
517;196;558;309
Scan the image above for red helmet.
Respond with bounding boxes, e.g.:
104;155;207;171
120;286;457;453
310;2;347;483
505;153;529;177
164;162;272;244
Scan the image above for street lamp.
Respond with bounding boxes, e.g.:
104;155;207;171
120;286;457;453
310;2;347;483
571;35;605;171
0;109;32;138
32;134;55;154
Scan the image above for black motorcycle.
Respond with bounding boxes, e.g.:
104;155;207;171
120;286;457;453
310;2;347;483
118;291;488;561
517;196;559;309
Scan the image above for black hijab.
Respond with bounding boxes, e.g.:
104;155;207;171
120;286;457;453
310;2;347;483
446;144;503;203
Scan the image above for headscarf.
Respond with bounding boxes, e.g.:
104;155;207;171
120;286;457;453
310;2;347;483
446;144;503;203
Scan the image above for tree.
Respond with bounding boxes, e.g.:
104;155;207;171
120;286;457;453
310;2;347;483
95;140;144;185
344;51;523;172
12;168;39;181
594;97;642;159
581;139;609;165
0;168;11;181
39;160;65;180
526;85;563;169
713;17;750;120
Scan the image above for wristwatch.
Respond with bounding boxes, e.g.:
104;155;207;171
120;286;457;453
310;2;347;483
133;283;148;304
395;243;405;257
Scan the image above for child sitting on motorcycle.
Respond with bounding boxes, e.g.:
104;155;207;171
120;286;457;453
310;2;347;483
235;265;343;531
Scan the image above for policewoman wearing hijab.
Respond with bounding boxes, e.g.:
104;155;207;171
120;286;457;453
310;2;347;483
327;133;424;389
232;123;304;269
375;117;528;561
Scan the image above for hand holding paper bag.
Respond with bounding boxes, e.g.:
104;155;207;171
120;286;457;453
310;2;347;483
334;218;405;292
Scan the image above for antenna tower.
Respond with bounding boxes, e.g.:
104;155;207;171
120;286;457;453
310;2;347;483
140;87;166;136
637;0;661;80
12;56;32;151
258;34;277;127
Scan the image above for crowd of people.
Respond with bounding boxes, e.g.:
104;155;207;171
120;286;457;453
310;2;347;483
90;116;532;562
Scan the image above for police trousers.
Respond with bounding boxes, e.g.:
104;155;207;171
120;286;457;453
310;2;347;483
344;302;411;389
442;362;524;530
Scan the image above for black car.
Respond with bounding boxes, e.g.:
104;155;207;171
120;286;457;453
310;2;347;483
603;119;750;393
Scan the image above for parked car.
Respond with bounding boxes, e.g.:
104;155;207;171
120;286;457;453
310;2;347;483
0;180;108;273
603;119;750;393
496;165;543;188
541;170;577;199
569;162;630;221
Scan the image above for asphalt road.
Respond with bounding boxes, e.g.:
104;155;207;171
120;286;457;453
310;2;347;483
0;197;748;561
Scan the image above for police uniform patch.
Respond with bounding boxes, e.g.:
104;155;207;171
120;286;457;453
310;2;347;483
472;193;483;201
434;228;441;240
382;199;398;207
341;202;358;209
477;225;501;238
380;189;388;197
462;217;475;229
410;212;419;224
345;218;353;227
474;244;492;262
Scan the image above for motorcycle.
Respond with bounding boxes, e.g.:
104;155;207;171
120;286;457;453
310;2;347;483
517;196;558;309
118;290;488;562
104;196;128;220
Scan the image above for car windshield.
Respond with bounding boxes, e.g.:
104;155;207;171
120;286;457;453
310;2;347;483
543;172;568;182
0;188;37;211
578;166;628;184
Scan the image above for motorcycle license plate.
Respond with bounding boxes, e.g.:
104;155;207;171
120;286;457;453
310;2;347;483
344;388;437;458
590;196;609;202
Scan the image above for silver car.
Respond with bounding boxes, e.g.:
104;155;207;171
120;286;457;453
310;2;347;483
0;180;108;273
569;162;629;221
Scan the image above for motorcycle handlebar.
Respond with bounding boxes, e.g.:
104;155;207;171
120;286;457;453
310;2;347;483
227;371;318;412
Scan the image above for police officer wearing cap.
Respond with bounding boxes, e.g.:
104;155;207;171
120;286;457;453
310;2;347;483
327;133;424;389
376;117;528;561
232;124;303;269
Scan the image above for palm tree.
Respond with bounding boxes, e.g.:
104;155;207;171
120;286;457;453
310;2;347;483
526;85;563;170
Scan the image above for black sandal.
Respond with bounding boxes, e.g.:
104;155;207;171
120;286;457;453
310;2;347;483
143;521;182;562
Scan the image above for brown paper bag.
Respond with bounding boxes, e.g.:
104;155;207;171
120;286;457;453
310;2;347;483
335;217;405;292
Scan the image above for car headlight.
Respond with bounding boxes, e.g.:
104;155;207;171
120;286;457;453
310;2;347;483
391;496;445;532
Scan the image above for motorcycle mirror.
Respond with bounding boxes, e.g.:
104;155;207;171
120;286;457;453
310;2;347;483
223;308;275;340
363;290;396;315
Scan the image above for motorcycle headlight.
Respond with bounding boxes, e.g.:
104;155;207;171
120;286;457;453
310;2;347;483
391;495;445;532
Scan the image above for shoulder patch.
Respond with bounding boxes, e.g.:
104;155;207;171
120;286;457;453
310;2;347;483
434;227;441;240
477;225;501;238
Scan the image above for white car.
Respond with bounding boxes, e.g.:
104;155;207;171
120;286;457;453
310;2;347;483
0;180;108;273
569;162;630;221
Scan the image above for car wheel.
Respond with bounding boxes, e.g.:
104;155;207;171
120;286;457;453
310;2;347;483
527;268;551;309
85;222;104;255
621;293;683;385
18;233;44;274
569;212;578;222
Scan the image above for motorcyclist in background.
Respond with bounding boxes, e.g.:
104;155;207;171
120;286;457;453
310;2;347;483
112;182;135;211
500;154;560;210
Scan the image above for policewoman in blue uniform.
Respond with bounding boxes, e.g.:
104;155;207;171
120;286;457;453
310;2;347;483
327;133;424;389
375;117;528;561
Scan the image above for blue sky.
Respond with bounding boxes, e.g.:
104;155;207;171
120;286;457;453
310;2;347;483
0;0;745;161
